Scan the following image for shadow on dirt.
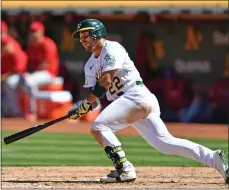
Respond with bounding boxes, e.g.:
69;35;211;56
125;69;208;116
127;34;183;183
3;180;102;184
3;180;221;185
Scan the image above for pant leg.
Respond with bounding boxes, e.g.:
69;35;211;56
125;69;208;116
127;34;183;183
132;112;215;167
91;84;161;148
25;71;54;87
91;96;136;147
21;71;54;113
3;74;22;116
91;95;149;170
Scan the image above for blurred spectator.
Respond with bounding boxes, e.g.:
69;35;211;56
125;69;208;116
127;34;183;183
1;21;21;49
178;83;214;123
136;30;164;81
5;15;24;46
161;68;192;122
1;21;28;117
59;63;80;103
20;21;59;120
136;30;165;105
211;75;229;124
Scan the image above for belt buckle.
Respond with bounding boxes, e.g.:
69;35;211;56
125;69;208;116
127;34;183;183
117;91;124;96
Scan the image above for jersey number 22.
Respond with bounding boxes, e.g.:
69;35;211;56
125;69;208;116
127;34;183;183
109;76;123;95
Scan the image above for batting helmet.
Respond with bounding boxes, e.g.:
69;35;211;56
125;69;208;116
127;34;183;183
72;19;107;40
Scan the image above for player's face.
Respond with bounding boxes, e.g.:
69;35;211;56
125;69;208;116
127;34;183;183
1;31;7;40
30;30;43;44
79;31;96;52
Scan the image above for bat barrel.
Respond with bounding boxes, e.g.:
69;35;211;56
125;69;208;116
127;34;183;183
4;125;44;144
4;115;69;145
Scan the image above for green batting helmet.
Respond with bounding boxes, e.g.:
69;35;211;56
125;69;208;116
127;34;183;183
72;19;107;40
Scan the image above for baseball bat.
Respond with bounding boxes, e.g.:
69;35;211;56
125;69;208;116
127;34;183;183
4;115;69;145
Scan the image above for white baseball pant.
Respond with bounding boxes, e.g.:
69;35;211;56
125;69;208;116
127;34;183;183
91;84;215;168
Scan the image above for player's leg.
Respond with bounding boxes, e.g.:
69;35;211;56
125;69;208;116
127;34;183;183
24;71;54;87
132;111;229;184
91;96;148;182
3;74;22;116
20;71;54;119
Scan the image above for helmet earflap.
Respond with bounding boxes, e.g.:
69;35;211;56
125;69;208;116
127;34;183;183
89;28;106;40
89;30;98;40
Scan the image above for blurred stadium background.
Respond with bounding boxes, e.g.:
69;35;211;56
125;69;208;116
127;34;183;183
1;0;228;181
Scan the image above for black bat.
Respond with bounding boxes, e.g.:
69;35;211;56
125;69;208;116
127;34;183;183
4;115;69;145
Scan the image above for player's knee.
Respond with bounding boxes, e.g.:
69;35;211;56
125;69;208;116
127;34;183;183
91;118;104;133
90;119;110;146
90;125;99;140
91;116;111;133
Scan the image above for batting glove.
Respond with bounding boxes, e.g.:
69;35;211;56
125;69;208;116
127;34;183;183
68;99;93;119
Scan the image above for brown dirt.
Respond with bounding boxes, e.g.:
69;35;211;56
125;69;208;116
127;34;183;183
1;118;228;189
1;167;228;189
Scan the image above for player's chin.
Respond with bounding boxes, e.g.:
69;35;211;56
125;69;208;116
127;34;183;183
84;47;93;52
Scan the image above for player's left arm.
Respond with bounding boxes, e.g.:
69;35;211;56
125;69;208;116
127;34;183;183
68;70;117;119
68;47;121;119
87;69;117;102
87;49;122;103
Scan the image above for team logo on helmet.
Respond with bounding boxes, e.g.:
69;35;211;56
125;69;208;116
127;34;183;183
77;23;81;30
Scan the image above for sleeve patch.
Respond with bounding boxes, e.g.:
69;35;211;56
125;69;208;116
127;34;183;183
104;53;116;67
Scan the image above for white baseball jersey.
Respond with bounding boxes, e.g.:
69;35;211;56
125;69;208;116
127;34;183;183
83;40;142;101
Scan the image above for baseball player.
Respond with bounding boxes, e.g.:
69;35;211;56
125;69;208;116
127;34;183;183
68;19;229;184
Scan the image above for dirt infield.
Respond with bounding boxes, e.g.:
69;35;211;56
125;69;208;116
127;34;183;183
2;118;228;189
1;167;228;189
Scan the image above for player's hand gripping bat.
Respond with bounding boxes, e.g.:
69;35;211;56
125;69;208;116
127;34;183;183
4;115;70;145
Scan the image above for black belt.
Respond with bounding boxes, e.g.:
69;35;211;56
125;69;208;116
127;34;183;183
117;81;143;96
